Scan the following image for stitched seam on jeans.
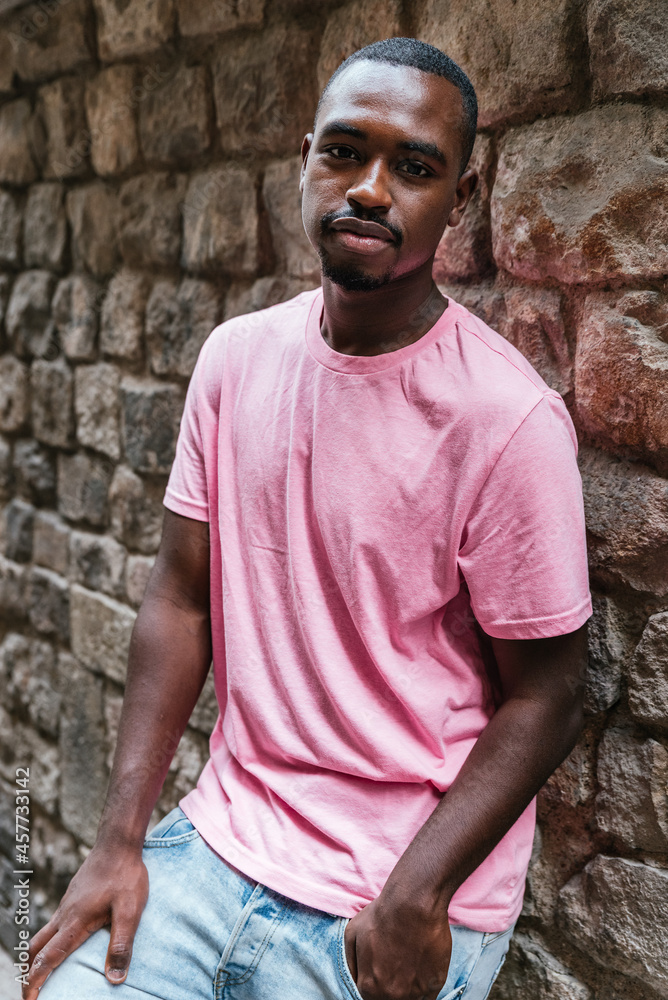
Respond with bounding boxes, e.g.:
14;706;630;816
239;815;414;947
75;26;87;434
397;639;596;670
481;926;513;948
224;907;287;985
213;884;264;1000
480;953;508;1000
143;828;201;848
457;931;487;1000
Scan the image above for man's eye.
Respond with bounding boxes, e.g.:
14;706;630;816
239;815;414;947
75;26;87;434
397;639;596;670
326;145;358;160
400;161;430;177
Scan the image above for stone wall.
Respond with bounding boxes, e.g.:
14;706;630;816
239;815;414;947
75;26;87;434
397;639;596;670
0;1;666;997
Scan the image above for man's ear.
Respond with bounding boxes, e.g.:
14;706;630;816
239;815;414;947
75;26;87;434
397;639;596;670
300;133;313;194
447;167;478;228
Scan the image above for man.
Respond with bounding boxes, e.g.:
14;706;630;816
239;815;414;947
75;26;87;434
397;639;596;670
25;38;591;1000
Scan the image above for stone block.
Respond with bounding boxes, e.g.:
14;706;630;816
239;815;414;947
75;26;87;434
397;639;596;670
57;451;112;526
145;278;221;379
579;448;668;597
433;133;495;284
109;464;164;553
542;724;597;813
585;594;629;714
118;172;186;269
167;727;208;802
139;64;210;165
31;358;75;449
5;269;55;359
70;530;126;599
213;24;317;157
0;437;12;503
0;189;22;268
33;511;70;575
103;686;123;771
177;0;263;36
38;75;87;180
59;656;108;846
596;727;668;852
628;611;668;736
93;0;175;60
70;583;136;684
0;555;26;621
13;439;56;506
0;99;38;185
27;805;80;893
0;632;60;738
575;291;668;472
84;64;140;177
188;669;219;736
52;273;99;361
9;0;93;83
588;0;668;99
438;281;506;333
3;498;34;563
0;30;15;96
497;286;572;398
125;553;154;608
0;706;59;814
23;182;67;271
416;0;585;129
66;182;119;278
100;269;150;363
493;933;592;1000
0;272;12;334
121;379;182;475
26;565;69;639
317;0;403;91
224;276;317;320
182;166;257;276
262;157;320;281
74;362;120;460
491;105;668;285
559;856;668;995
0;355;29;433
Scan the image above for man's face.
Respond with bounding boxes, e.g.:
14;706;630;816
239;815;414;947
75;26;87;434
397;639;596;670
300;61;475;292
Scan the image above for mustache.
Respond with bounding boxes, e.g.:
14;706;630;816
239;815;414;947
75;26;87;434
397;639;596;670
319;209;403;247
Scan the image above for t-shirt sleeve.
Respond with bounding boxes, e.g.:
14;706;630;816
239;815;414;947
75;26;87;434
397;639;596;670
457;393;592;639
163;338;214;523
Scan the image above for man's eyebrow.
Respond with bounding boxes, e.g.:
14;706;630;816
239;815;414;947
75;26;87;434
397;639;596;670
318;122;447;165
319;121;367;140
397;140;446;165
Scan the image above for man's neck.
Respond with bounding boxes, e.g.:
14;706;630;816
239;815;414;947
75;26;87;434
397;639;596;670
319;271;448;357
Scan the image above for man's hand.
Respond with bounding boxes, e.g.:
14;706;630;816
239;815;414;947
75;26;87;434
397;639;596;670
345;890;452;1000
22;844;149;999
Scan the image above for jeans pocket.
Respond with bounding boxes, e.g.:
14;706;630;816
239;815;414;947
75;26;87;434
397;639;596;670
143;806;201;847
337;918;365;1000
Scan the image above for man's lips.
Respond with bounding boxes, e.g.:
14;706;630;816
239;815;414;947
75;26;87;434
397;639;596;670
329;217;396;242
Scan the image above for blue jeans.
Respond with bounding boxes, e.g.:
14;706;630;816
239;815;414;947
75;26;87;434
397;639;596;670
39;807;514;1000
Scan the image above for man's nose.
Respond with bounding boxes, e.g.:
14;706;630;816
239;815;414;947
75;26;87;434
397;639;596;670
346;159;392;213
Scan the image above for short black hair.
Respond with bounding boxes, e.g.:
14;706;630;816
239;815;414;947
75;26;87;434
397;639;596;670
314;37;478;175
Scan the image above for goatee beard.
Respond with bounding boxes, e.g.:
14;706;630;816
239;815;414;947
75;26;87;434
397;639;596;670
318;247;394;292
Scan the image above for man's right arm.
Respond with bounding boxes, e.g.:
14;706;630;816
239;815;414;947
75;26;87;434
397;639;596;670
23;509;212;999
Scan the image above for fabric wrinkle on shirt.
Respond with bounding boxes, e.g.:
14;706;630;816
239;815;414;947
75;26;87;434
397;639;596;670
163;286;592;932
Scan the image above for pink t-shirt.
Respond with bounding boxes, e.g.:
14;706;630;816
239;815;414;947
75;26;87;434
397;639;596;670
164;287;591;932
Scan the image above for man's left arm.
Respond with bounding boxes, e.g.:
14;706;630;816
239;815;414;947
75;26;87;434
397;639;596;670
345;623;587;1000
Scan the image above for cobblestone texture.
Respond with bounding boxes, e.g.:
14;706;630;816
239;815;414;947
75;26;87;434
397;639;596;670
0;3;665;997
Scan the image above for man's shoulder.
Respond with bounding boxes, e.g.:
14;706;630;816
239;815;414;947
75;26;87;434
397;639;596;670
445;294;553;400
